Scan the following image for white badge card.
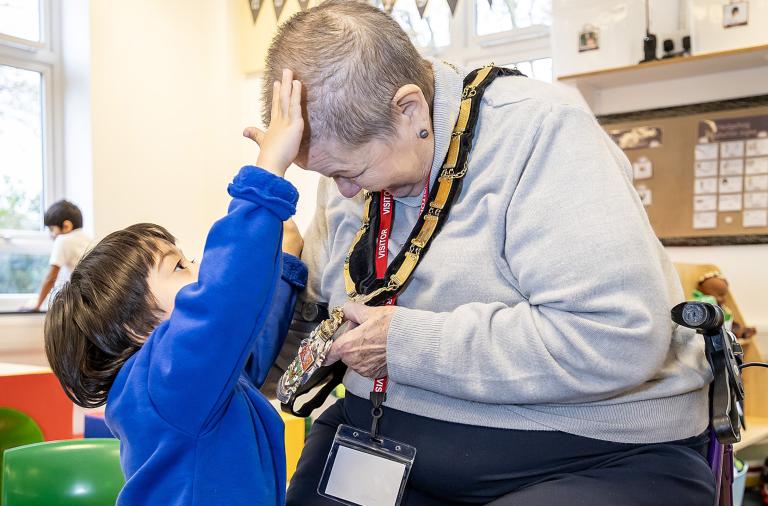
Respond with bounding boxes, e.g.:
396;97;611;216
319;424;416;506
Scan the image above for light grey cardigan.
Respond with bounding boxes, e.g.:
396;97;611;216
296;60;712;444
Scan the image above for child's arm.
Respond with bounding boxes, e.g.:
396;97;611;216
147;167;299;433
31;265;60;311
243;219;305;387
243;254;307;387
30;233;70;311
147;70;305;434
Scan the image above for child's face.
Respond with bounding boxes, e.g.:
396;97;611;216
48;220;74;239
147;243;199;320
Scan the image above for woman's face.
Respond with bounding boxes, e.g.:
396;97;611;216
306;129;434;198
299;84;435;198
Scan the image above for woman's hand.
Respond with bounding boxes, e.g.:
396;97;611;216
243;69;304;177
282;219;303;257
325;302;395;379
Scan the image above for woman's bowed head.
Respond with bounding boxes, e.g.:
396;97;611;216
243;0;437;200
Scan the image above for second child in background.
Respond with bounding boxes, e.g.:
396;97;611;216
30;200;91;311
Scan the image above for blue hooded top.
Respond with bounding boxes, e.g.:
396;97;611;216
106;166;307;505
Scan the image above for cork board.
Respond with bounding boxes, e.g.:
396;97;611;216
599;96;768;246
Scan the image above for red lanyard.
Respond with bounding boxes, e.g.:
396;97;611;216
371;176;430;397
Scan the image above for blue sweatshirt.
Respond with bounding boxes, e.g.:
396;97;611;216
105;166;307;505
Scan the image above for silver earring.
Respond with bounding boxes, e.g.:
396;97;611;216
419;129;429;139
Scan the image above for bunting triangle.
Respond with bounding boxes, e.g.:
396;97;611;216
446;0;458;15
274;0;287;20
382;0;396;14
248;0;262;23
416;0;428;18
298;0;311;10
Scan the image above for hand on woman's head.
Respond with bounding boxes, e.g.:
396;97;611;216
243;69;305;177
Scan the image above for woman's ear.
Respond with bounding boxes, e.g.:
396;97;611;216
392;84;429;122
61;220;74;233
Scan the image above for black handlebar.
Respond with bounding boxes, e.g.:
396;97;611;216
671;301;724;333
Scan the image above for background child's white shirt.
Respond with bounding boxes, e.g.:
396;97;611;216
50;228;92;289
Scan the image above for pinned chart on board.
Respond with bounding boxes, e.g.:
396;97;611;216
601;98;768;245
694;115;768;231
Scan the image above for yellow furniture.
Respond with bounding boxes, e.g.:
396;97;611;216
280;412;305;481
675;263;768;450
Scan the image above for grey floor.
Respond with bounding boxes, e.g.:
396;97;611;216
743;488;762;505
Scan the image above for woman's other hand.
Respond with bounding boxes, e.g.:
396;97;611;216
282;219;303;257
325;302;395;379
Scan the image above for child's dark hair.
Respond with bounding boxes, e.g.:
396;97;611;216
44;200;83;230
45;223;176;408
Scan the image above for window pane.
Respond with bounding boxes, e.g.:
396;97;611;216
0;0;41;42
377;0;451;49
531;57;552;82
0;64;44;231
0;251;49;295
515;61;533;77
502;58;552;82
475;0;551;37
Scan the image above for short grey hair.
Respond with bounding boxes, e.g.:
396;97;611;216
263;0;434;147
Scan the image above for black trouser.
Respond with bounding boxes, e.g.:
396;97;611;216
286;394;716;505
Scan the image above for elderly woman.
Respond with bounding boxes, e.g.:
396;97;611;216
247;1;715;504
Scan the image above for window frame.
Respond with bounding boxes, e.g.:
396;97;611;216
0;0;63;308
414;0;551;77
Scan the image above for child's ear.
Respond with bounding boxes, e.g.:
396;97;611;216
61;220;74;233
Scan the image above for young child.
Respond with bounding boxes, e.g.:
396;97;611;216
31;200;91;311
44;73;306;505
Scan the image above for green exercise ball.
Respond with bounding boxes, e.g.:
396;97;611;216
0;408;44;495
2;438;124;506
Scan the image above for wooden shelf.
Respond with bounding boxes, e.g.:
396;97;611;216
735;417;768;451
557;44;768;90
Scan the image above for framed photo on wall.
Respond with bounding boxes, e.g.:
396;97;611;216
688;0;768;54
723;2;749;28
578;25;600;52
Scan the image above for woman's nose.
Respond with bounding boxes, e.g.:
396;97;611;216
335;177;362;198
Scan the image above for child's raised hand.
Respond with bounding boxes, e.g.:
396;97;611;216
244;69;304;177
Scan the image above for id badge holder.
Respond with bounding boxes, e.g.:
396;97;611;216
318;424;416;506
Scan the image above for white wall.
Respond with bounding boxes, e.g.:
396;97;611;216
86;0;247;258
60;0;94;234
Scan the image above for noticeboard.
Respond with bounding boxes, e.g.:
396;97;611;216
600;96;768;246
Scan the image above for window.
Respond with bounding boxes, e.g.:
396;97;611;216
475;0;551;37
0;0;42;43
505;57;553;82
376;0;552;81
377;0;452;50
0;0;59;312
1;64;44;232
